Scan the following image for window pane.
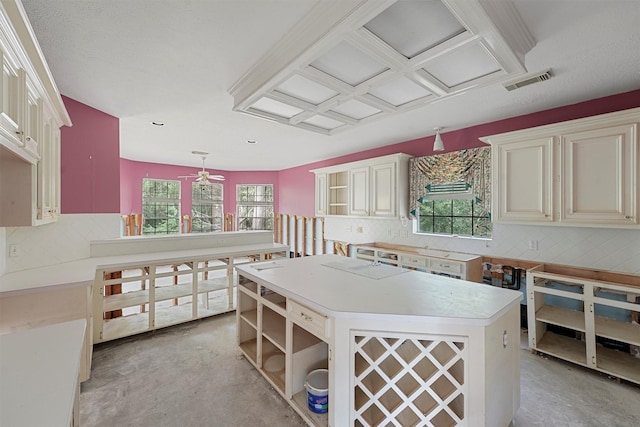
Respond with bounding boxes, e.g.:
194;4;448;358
419;201;433;216
142;179;180;235
433;217;452;234
474;217;492;237
433;200;452;216
236;184;274;231
452;199;471;216
452;217;472;235
419;216;433;233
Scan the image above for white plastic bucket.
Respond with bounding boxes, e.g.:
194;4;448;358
305;369;329;413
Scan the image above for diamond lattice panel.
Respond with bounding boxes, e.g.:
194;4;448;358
353;332;467;427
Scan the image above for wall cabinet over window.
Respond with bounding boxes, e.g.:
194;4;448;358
482;107;639;228
311;153;411;219
0;1;71;226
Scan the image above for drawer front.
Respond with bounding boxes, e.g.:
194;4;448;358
400;254;428;268
428;258;464;276
288;300;328;339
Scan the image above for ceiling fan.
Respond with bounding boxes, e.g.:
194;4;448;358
178;151;225;183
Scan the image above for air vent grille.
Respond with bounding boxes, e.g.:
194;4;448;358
502;69;552;91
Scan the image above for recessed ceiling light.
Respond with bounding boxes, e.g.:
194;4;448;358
151;121;164;126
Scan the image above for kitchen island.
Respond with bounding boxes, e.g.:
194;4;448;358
236;254;522;427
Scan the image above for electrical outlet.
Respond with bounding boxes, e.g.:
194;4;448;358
9;244;19;257
528;240;538;251
357;226;363;233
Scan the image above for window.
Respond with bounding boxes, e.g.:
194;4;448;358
142;179;180;235
416;198;491;238
191;182;223;233
409;147;491;238
236;184;274;230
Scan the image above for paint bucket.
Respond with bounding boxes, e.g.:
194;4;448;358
305;369;328;413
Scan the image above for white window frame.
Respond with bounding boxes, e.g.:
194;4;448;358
141;178;181;235
236;184;274;231
191;182;223;233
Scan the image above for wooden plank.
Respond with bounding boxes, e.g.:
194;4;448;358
538;263;640;289
596;345;640;384
535;332;587;366
595;315;640;346
536;305;585;332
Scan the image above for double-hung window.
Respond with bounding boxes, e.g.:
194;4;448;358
236;184;273;230
191;182;223;232
142;179;181;235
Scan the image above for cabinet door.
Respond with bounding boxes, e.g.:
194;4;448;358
0;52;23;146
370;162;396;217
36;113;59;223
314;172;327;216
349;166;369;216
493;137;554;222
561;124;637;225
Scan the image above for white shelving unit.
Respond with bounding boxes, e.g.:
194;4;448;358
93;247;287;343
527;264;640;384
237;274;329;427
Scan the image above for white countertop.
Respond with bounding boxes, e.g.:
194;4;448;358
0;242;288;296
237;254;522;324
0;319;86;427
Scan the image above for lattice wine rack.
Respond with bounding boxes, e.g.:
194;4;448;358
353;332;467;427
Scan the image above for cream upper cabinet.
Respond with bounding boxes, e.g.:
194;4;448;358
560;124;636;225
36;106;61;224
0;0;71;226
482;107;639;228
311;153;411;219
314;172;328;216
492;136;554;223
349;166;369;216
370;161;397;217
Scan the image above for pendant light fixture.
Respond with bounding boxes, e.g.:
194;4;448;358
433;127;444;151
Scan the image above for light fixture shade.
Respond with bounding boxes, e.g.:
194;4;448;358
433;128;444;151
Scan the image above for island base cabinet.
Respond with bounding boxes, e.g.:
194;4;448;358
330;305;520;427
236;256;522;427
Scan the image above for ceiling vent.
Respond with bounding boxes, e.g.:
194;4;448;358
502;69;552;91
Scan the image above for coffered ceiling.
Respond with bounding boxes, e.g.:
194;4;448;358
20;0;640;171
231;0;533;134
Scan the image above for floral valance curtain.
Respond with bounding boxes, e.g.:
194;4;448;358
409;146;491;218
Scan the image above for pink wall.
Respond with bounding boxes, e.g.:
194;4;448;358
61;96;120;213
279;89;640;216
63;89;640;217
120;159;279;215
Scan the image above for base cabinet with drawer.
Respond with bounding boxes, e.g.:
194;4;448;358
354;243;483;283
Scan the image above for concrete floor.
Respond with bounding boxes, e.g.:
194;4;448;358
81;313;640;427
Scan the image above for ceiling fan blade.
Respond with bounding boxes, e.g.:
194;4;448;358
209;175;225;181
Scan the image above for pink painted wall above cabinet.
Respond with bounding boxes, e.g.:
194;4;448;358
278;89;640;216
61;96;120;213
